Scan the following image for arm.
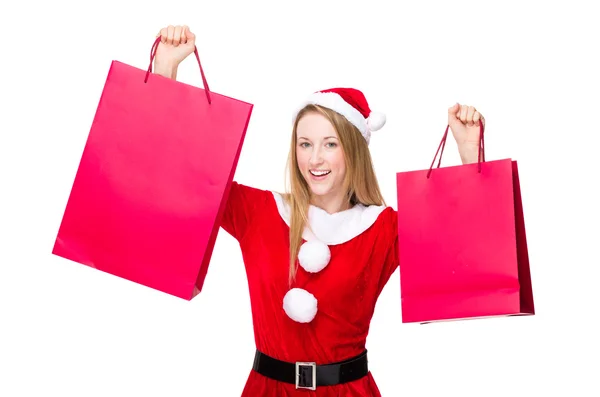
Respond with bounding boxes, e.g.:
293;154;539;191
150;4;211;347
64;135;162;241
220;182;271;241
154;62;178;80
150;25;262;241
458;143;484;165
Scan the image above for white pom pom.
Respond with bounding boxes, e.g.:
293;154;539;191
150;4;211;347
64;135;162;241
367;111;386;131
298;240;331;273
283;288;318;323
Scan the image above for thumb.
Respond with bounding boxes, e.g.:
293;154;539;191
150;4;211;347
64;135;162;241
448;103;460;122
185;26;196;43
448;103;460;116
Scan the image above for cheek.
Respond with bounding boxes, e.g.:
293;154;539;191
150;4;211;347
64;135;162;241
296;150;309;169
332;151;346;173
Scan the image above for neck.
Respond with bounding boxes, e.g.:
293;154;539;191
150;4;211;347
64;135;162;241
310;192;351;214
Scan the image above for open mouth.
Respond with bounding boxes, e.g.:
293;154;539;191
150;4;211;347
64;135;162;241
310;170;331;177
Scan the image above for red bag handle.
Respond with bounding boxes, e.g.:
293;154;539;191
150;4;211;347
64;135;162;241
426;119;485;178
144;36;212;104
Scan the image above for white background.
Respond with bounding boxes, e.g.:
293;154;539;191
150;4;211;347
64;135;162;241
2;0;599;396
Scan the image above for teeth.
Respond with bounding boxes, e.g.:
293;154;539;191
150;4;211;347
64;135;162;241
310;170;331;176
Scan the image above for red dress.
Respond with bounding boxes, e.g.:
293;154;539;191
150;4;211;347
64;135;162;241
221;182;399;396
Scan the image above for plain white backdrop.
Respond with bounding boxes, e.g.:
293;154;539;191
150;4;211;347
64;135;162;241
1;0;599;396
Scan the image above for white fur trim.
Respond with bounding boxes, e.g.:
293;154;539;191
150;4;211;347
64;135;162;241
283;288;318;323
298;240;331;273
271;192;386;245
367;111;386;131
293;92;371;143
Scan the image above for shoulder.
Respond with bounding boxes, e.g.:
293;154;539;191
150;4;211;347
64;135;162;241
378;206;397;227
221;182;277;240
223;182;274;224
229;181;272;205
376;206;398;238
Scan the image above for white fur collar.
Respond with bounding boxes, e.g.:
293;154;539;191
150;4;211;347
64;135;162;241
271;192;386;245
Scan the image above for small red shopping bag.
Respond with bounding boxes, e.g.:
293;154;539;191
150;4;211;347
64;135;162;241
52;38;253;300
396;121;534;323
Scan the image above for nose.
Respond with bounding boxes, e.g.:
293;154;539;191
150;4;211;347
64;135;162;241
309;145;324;166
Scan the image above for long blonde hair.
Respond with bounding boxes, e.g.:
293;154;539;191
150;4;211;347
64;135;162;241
283;105;386;284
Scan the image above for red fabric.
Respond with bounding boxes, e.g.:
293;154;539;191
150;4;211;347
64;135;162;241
319;87;372;118
221;182;399;396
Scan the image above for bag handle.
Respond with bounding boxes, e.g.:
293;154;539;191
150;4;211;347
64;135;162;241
426;119;485;178
144;36;212;104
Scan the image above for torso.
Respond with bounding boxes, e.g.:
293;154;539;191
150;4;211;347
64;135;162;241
220;182;399;396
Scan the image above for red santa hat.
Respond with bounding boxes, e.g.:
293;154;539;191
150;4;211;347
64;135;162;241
292;87;386;145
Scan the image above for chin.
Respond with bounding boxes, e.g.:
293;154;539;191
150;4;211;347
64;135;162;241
308;184;335;197
306;179;340;198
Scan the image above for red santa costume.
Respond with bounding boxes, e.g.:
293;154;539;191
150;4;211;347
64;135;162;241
220;88;398;396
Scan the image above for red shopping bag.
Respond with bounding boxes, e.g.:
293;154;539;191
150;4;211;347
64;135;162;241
52;38;253;300
396;121;534;323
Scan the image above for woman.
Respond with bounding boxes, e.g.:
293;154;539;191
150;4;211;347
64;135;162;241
154;25;485;396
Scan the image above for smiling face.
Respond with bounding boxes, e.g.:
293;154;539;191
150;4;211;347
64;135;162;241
295;111;347;206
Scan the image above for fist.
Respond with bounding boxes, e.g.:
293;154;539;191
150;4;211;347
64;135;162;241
154;25;196;68
447;103;484;147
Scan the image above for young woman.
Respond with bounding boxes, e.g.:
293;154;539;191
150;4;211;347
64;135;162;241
153;25;485;396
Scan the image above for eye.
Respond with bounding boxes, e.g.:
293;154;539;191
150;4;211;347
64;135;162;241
326;142;338;148
299;142;311;148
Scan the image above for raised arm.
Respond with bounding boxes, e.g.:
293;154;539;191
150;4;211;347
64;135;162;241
149;24;268;242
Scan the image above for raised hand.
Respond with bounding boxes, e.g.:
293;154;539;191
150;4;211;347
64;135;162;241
153;25;196;80
447;103;485;164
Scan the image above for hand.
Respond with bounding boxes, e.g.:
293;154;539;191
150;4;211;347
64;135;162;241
447;103;485;164
153;25;196;79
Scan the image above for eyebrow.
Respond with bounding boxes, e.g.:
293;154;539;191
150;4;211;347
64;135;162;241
297;136;338;140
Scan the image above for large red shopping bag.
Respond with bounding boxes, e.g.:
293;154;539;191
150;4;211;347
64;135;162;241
52;37;253;300
396;121;534;323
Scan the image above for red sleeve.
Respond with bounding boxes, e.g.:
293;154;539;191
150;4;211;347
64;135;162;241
377;208;400;295
220;181;269;241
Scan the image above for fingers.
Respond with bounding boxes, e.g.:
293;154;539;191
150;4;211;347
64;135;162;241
466;106;476;126
157;25;194;46
161;25;178;45
473;111;484;127
453;104;482;126
167;25;174;45
459;105;469;124
158;27;168;43
157;26;174;44
181;25;187;44
174;25;184;45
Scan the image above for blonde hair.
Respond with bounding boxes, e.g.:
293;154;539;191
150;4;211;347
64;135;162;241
283;105;386;284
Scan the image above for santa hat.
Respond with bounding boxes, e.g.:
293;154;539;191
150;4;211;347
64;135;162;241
292;87;386;145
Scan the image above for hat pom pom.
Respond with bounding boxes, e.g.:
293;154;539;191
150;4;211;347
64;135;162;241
367;111;386;131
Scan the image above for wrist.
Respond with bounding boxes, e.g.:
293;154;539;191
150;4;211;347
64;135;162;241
458;143;483;165
153;61;178;80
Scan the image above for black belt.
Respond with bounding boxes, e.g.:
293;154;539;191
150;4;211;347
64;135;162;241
252;349;368;390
